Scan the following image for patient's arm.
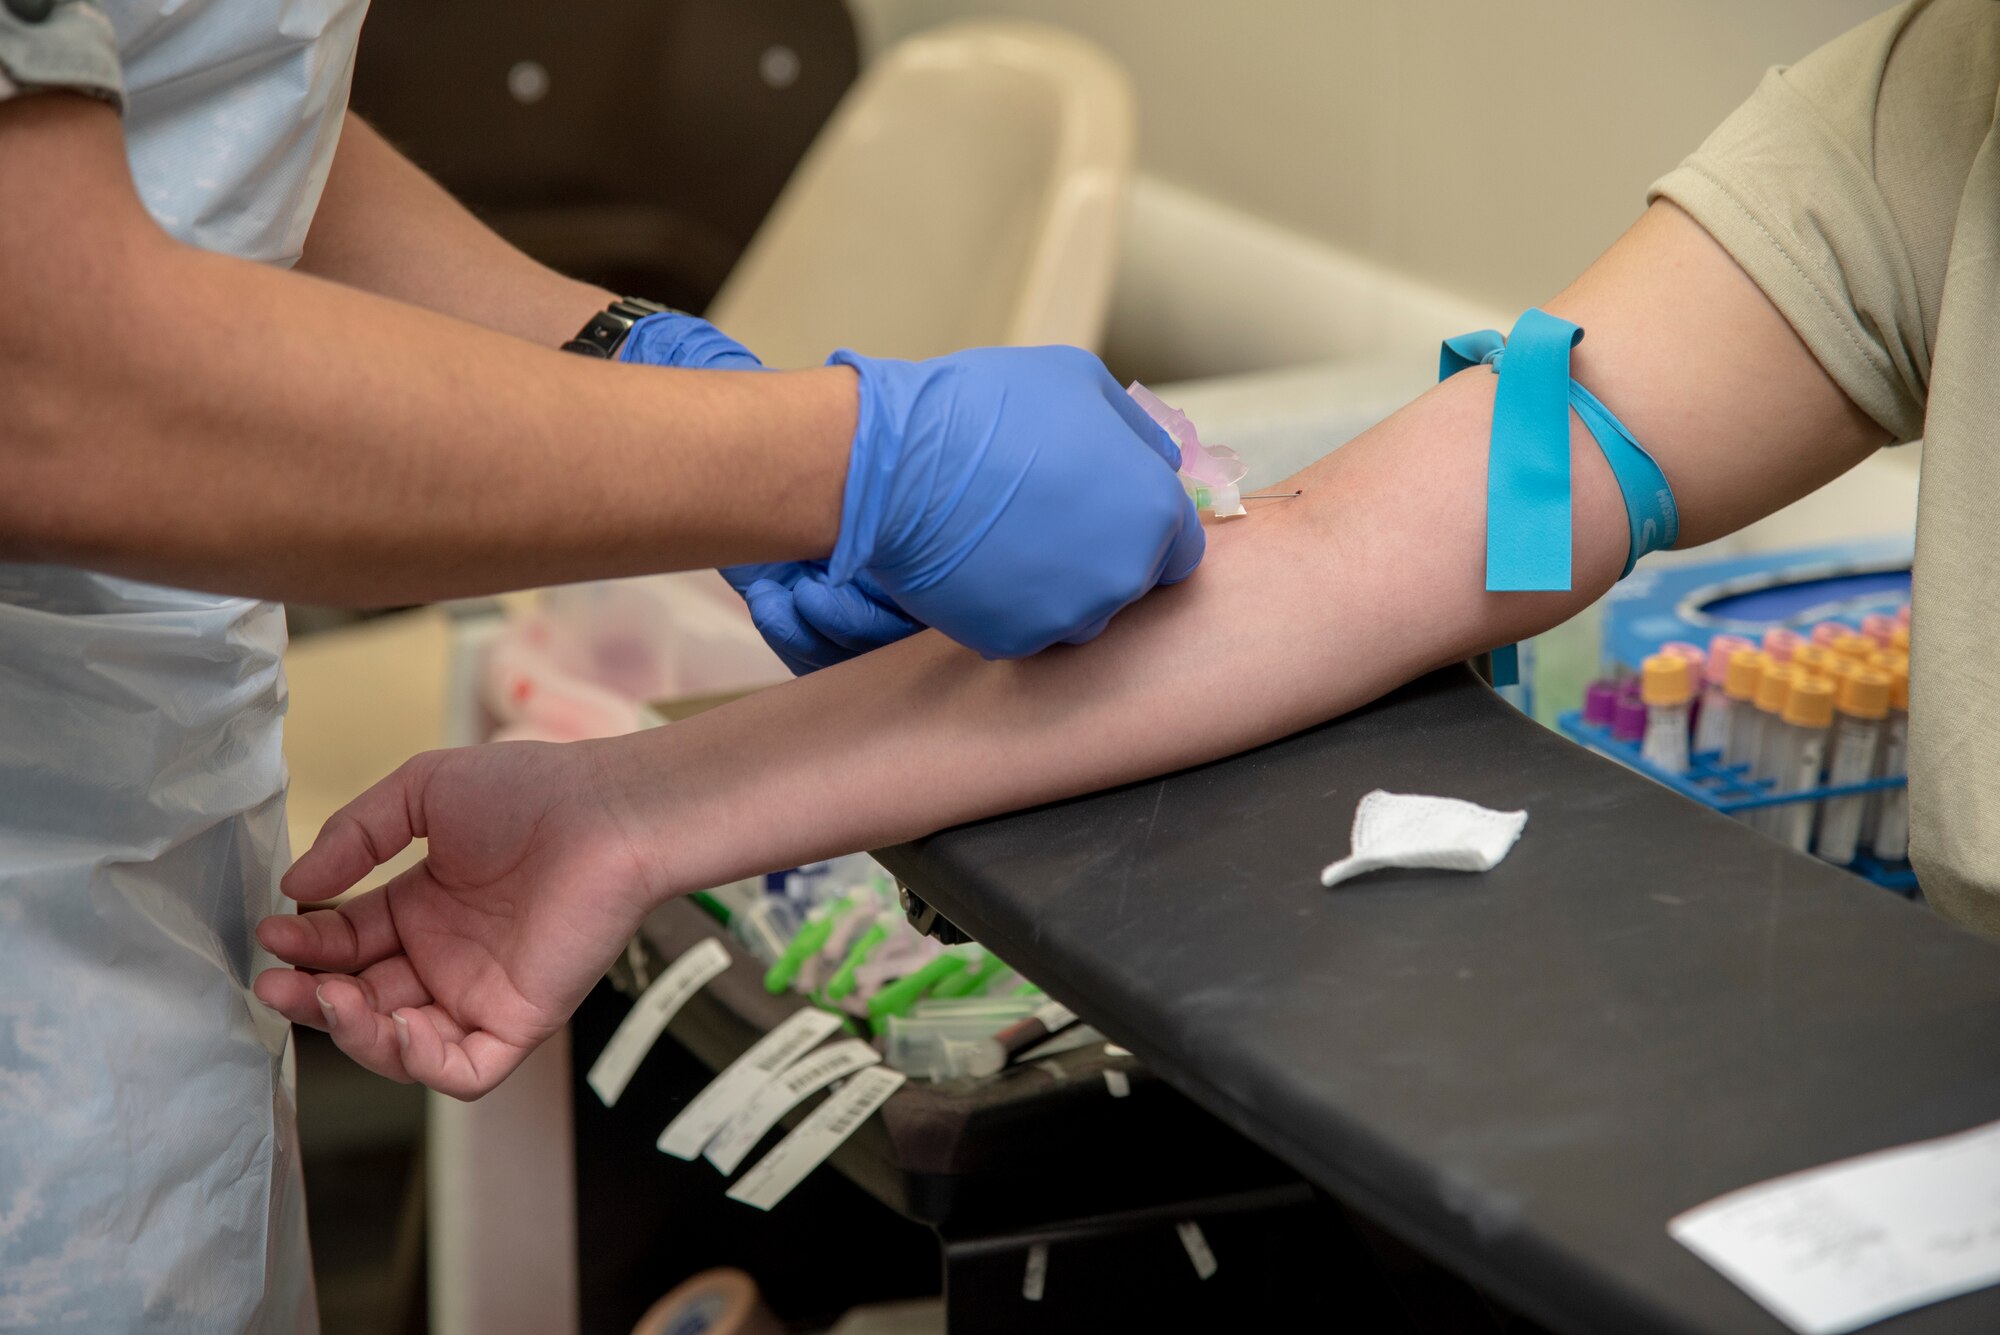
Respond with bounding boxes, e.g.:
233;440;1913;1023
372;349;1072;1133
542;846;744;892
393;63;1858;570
627;201;1888;892
255;203;1887;1096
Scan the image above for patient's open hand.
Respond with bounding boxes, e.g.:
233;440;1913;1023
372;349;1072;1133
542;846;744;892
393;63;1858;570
253;740;657;1099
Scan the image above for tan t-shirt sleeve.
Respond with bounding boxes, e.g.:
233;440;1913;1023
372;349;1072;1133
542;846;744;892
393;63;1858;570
1647;0;1998;445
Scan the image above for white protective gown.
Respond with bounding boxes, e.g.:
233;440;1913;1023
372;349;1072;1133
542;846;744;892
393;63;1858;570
0;2;367;1329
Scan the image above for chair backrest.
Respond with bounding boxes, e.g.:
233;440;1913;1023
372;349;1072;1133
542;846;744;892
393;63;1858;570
349;0;859;311
708;20;1136;366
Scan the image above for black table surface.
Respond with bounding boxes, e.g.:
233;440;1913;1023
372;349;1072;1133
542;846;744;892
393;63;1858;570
876;665;2000;1335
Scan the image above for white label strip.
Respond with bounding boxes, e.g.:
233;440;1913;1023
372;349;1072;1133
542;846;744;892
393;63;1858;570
1103;1069;1131;1099
656;1008;842;1159
1033;1000;1077;1031
1671;1116;2000;1334
1176;1220;1219;1281
1022;1243;1049;1302
705;1038;881;1175
585;937;730;1107
726;1066;906;1211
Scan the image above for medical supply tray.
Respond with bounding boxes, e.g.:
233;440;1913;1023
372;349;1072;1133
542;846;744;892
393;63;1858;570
1556;711;1916;894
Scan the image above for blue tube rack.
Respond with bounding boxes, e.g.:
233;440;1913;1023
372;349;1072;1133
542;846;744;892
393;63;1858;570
1556;712;1916;895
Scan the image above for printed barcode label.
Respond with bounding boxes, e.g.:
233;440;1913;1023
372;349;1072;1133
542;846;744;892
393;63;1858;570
586;937;730;1107
705;1038;881;1174
657;1008;842;1159
725;1065;905;1211
1177;1220;1218;1280
1033;1000;1077;1031
1022;1243;1049;1301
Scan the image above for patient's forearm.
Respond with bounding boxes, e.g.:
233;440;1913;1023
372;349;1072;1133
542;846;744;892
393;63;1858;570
610;203;1888;899
622;368;1627;895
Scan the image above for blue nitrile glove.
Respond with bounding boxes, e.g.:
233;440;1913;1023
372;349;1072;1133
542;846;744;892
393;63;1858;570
619;313;921;670
722;561;923;675
827;345;1205;659
616;310;766;371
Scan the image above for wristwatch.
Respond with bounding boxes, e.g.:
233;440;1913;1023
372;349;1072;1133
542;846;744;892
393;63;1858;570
560;296;679;359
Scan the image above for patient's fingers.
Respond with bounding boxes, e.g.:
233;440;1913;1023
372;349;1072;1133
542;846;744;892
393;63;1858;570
315;974;415;1083
256;872;406;970
253;967;331;1031
395;1007;526;1102
281;753;442;902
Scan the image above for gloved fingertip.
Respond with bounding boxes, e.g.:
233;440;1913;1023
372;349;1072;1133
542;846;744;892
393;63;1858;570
1060;613;1116;647
794;578;923;654
1158;496;1209;586
1103;378;1184;470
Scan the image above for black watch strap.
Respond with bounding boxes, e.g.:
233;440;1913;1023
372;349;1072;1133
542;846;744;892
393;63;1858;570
561;296;679;359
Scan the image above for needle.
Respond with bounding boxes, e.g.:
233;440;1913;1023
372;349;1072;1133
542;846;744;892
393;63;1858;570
1241;490;1303;501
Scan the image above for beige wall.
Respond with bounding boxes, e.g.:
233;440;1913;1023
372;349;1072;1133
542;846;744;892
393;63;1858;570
850;0;1890;312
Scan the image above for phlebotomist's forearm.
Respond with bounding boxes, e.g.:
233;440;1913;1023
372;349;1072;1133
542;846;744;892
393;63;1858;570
0;95;849;604
296;115;617;351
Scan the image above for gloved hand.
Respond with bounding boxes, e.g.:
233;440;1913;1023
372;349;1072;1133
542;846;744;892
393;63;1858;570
616;309;766;371
829;345;1205;659
721;561;922;674
617;312;921;670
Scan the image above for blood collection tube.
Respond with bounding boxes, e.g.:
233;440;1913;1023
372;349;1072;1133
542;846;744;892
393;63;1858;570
1770;675;1834;852
1791;644;1837;681
1748;664;1800;831
1723;650;1766;775
1809;622;1848;648
1761;627;1803;664
1583;680;1619;730
1832;633;1876;666
1866;650;1907;680
1871;661;1911;861
1661;641;1705;661
1813;668;1890;865
1612;695;1648;746
1861;651;1907;834
1692;636;1753;757
1641;654;1695;774
1861;613;1898;646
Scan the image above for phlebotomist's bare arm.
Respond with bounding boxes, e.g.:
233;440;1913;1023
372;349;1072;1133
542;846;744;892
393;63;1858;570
0;95;854;603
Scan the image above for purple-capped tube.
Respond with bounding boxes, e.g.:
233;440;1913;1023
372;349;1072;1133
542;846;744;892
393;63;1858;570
1612;696;1648;745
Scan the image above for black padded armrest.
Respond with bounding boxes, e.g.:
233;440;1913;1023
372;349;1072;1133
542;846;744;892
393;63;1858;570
877;665;2000;1334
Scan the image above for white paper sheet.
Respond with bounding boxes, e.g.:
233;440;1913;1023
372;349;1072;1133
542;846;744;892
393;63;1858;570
1671;1116;2000;1333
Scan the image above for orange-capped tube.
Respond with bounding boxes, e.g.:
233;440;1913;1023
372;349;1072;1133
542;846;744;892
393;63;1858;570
1783;676;1835;730
1832;633;1875;663
1792;645;1836;679
1837;669;1890;721
1755;663;1797;716
1773;675;1835;851
1724;650;1765;702
1872;659;1912;859
1723;651;1768;774
1762;628;1803;663
1816;667;1893;865
1640;654;1695;774
1642;654;1695;706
